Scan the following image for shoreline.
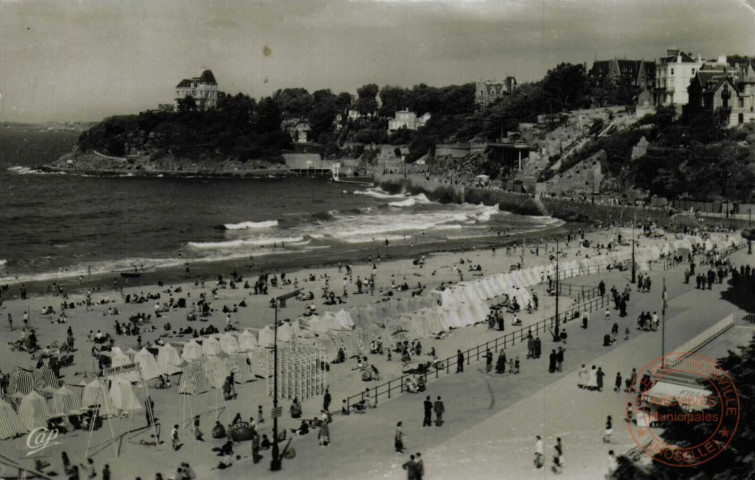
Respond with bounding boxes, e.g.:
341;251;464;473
1;220;581;297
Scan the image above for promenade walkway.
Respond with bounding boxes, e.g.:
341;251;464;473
209;252;750;479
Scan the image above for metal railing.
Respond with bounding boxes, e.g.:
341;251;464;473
344;294;609;409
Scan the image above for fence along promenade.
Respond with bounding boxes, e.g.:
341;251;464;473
344;290;609;409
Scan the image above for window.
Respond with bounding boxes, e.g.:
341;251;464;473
671;68;674;75
739;98;745;108
691;68;695;74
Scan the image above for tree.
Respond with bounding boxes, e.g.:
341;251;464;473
543;63;588;111
273;88;313;117
355;83;379;114
308;89;338;140
177;95;197;113
256;97;283;133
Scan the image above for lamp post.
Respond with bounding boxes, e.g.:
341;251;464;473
270;289;301;472
553;236;561;341
631;220;636;284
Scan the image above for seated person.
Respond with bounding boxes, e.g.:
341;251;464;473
404;376;419;393
290;398;302;419
416;375;426;392
603;334;614;347
260;434;272;450
291;420;309;435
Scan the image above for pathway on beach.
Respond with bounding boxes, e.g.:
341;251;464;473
199;257;746;479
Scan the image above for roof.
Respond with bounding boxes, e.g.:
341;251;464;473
199;70;217;85
176;70;217;89
660;49;698;64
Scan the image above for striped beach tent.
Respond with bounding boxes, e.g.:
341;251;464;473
18;391;49;431
205;357;230;389
109;377;143;412
0;399;24;439
178;361;211;395
109;351;140;383
33;367;59;392
157;343;183;375
81;379;117;417
225;354;254;383
6;368;36;397
258;325;275;347
49;386;81;418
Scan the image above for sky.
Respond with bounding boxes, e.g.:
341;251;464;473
0;0;754;123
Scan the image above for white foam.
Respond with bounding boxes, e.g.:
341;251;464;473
388;193;433;207
224;220;279;230
188;236;304;249
474;204;501;223
0;259;6;267
6;166;64;175
353;187;407;200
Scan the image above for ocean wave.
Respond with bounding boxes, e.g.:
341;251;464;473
7;166;65;175
223;220;279;230
474;204;501;223
188;236;305;249
353;187;407;200
388;193;433;208
0;259;6;267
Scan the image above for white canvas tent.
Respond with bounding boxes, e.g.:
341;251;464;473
219;332;240;355
237;330;258;352
182;340;203;363
109;352;141;383
109;377;143;412
258;325;275;347
201;336;223;357
134;348;162;381
157;343;183;375
82;378;118;417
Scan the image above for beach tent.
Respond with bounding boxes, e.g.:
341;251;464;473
134;348;162;381
6;368;37;397
336;309;355;329
182;340;203;363
225;355;254;383
18;391;49;431
157;343;183;375
178;361;211;395
321;312;339;330
219;332;240;355
204;357;230;389
237;330;258;352
304;315;328;335
201;336;223;357
277;323;294;343
258;325;275;347
48;385;81;418
0;399;24;439
82;379;118;417
109;351;140;383
109;377;143;412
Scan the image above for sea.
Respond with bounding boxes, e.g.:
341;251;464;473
0;127;562;284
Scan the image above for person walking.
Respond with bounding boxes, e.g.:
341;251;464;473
102;464;111;480
456;350;464;373
395;422;405;453
7;313;12;331
423;396;432;427
496;349;507;374
551;437;563;474
84;458;96;479
625;368;637;392
402;454;418;480
193;415;203;441
415;453;425;480
548;350;557;373
171;424;180;450
434;396;445;426
485;349;493;373
318;417;330;446
596;367;605;392
534;435;544;469
614;372;622;393
556;347;564;372
323;388;332;411
603;416;613;443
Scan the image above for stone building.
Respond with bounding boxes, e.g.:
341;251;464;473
654;49;702;107
175;69;218;111
589;58;655;89
475;77;517;108
387;110;431;133
687;60;755;126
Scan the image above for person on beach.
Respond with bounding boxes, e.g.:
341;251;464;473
434;396;445;426
485;349;493;373
423;396;433;427
456;350;464;373
193;415;203;441
402;454;418;480
415;452;425;480
171;424;180;450
7;313;12;331
395;422;405;453
596;367;605;392
534;436;544;469
603;416;613;443
496;350;507;374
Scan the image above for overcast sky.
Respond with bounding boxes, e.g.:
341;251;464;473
1;0;754;122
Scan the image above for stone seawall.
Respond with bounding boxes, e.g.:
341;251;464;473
374;173;748;228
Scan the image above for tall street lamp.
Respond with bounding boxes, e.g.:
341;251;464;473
270;288;301;472
631;219;636;284
553;235;561;341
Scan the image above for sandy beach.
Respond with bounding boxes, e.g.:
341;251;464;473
0;225;743;479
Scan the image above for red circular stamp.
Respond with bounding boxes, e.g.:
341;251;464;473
625;352;740;467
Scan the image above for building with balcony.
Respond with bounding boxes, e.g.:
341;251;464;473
475;77;517;108
387;110;431;133
653;50;702;108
